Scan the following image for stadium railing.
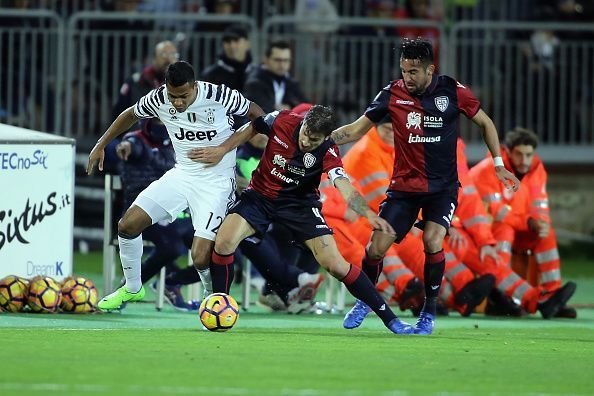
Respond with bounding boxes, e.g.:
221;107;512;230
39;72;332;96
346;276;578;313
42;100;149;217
450;21;594;162
0;9;64;135
63;12;257;138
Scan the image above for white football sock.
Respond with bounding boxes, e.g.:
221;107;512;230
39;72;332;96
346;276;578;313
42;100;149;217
197;268;213;296
118;234;143;293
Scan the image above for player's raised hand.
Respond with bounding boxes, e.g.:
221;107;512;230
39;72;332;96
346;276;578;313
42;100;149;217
187;147;225;166
116;141;132;161
495;166;520;192
87;145;105;175
368;214;395;235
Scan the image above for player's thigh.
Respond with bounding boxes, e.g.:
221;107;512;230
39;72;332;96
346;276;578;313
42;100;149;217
377;194;420;244
422;189;458;250
187;176;235;241
303;234;349;278
118;205;153;236
133;168;189;225
215;213;257;255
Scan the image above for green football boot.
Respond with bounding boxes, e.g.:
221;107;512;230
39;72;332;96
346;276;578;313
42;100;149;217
98;285;145;311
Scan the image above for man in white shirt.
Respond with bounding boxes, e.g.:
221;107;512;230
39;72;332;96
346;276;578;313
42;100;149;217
87;61;264;310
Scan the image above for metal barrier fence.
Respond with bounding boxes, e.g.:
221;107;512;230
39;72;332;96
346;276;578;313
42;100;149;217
450;22;594;161
1;10;593;160
64;12;256;137
262;16;446;126
0;9;64;133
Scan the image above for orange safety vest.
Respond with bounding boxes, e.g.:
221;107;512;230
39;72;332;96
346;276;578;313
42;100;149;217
469;150;549;231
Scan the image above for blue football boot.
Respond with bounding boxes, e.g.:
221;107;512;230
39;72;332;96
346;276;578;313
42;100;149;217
343;299;371;329
414;311;435;335
387;318;415;335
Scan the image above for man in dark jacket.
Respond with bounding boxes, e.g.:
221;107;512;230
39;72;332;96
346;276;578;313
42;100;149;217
112;40;179;119
243;40;309;113
200;25;254;91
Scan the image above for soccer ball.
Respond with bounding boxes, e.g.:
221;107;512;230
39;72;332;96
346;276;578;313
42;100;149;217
60;276;99;313
0;275;29;312
28;276;62;313
199;293;239;332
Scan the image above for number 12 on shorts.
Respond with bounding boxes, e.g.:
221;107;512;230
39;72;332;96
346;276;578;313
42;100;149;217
205;212;223;233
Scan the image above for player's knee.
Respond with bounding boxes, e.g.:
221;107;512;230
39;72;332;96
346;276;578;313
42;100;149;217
117;218;141;239
317;254;348;278
422;232;443;253
214;237;236;257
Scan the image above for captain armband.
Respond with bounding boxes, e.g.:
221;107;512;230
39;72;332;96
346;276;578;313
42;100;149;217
328;167;348;185
251;116;271;135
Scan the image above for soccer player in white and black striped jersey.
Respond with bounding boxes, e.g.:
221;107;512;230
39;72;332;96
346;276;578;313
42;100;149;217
87;61;265;310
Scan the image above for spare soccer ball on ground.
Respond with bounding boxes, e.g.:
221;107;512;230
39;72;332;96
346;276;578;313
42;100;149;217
28;276;62;313
0;275;29;312
199;293;239;332
60;276;99;313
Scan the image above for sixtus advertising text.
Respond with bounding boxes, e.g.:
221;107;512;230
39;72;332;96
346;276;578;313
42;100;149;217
0;191;71;251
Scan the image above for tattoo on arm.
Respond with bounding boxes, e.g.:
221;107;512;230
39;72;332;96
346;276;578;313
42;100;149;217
331;130;350;144
347;191;370;217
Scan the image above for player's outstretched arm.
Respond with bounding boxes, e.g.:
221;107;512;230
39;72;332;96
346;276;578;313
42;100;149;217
187;121;257;166
87;107;139;175
330;115;374;145
333;176;395;235
188;102;265;166
471;109;520;192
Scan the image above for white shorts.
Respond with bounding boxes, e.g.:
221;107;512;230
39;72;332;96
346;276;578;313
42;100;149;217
132;167;236;241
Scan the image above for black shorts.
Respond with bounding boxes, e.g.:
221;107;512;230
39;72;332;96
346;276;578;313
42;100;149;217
379;188;458;243
229;189;333;242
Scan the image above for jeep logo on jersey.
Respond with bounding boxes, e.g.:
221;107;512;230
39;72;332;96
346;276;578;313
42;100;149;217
272;154;286;169
435;96;449;112
174;128;217;141
303;153;316;168
406;112;422;130
205;108;215;124
408;133;442;143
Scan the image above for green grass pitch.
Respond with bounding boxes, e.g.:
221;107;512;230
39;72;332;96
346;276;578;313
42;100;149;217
1;253;593;395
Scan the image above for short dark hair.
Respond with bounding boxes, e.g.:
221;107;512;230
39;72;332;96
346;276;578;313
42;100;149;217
165;61;195;87
265;40;291;57
304;105;337;137
399;37;434;67
505;127;539;150
222;24;249;42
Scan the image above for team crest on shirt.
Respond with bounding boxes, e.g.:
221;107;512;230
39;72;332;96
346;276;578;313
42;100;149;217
303;153;316;168
187;112;197;123
435;96;449;112
406;112;422;130
205;108;215;124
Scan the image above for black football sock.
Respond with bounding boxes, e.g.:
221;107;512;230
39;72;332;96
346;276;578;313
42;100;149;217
422;250;446;316
362;252;384;285
165;266;200;286
210;250;235;294
341;264;397;326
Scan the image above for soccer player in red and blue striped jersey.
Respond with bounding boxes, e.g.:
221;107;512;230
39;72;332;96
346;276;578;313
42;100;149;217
190;105;416;334
331;38;520;335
